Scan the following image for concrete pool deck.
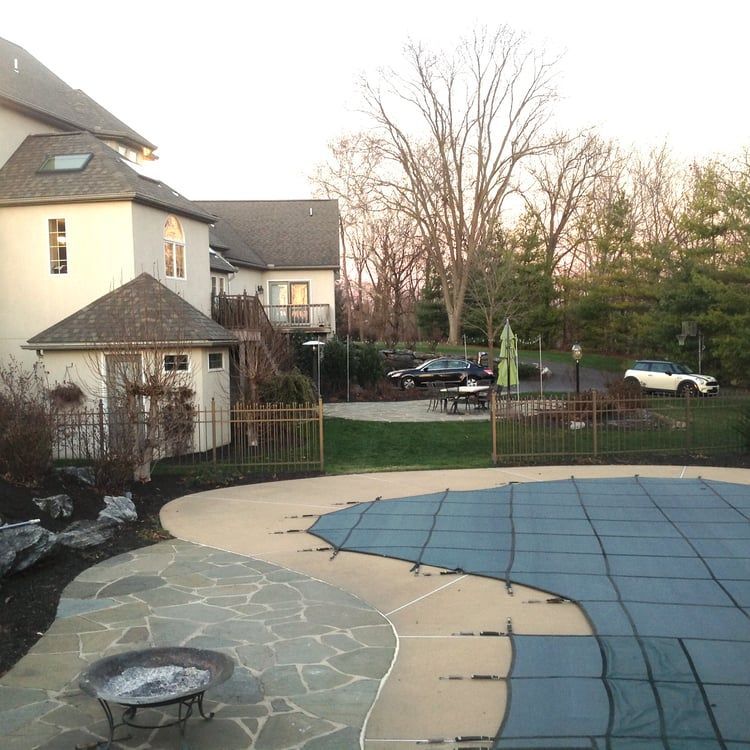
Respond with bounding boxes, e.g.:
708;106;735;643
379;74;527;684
3;465;748;749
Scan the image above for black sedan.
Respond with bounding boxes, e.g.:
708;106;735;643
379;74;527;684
386;357;495;390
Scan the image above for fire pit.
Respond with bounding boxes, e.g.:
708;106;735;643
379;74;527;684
78;647;234;749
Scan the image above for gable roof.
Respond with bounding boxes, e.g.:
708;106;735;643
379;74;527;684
0;131;215;222
196;200;340;270
208;216;266;270
0;37;155;152
26;273;235;349
209;249;238;274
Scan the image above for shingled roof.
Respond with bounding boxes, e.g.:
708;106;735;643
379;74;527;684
196;200;340;269
26;273;235;349
0;37;155;152
0;131;215;222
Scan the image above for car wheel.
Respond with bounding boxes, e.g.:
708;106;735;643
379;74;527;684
623;376;641;393
678;382;698;397
401;376;416;390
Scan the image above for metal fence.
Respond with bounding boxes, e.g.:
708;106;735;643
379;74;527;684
490;390;749;464
53;399;325;472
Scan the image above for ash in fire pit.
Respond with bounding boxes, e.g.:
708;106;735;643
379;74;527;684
104;665;211;700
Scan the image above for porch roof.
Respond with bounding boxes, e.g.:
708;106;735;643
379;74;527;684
26;273;236;350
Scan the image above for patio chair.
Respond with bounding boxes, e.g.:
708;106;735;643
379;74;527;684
426;382;448;412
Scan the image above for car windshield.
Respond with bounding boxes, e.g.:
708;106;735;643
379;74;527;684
673;363;693;374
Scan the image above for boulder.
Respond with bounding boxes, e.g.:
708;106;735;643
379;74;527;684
99;496;138;524
0;525;57;576
56;519;117;549
57;466;96;486
33;494;73;519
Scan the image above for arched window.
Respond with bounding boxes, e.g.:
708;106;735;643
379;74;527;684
163;215;185;279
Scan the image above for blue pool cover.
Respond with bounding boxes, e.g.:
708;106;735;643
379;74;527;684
309;477;750;748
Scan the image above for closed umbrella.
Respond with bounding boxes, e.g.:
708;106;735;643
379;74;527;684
497;319;519;396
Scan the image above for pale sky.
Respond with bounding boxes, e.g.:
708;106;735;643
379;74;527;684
4;0;749;200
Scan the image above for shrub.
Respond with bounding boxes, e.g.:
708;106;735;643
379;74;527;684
0;358;55;484
259;369;317;404
320;339;352;395
355;343;385;388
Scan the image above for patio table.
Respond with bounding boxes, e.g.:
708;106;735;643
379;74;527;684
439;385;491;413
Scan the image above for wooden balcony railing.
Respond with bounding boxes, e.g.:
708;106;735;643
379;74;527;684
265;304;331;330
211;295;331;333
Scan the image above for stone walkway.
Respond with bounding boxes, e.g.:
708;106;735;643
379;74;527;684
2;541;394;750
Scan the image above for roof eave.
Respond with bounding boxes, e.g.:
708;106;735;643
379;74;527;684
23;338;237;350
0;193;216;224
0;94;157;151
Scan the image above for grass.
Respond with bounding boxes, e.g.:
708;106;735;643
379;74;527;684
324;417;492;474
325;394;750;473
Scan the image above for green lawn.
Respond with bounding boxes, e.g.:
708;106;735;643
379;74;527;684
324;395;749;473
324;418;493;474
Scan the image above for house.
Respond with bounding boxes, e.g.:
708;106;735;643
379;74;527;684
198;200;339;335
0;37;339;417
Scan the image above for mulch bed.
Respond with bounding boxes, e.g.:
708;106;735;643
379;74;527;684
0;469;315;678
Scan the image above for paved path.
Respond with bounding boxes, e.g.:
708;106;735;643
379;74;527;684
324;365;614;422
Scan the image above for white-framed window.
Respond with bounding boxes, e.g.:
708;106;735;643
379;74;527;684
211;275;227;296
164;215;185;279
164;354;189;372
48;218;68;274
208;352;224;371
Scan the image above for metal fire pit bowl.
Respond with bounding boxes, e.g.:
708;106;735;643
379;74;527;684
78;646;234;749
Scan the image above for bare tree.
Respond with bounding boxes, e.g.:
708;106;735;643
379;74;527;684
362;26;558;343
312;134;424;342
522;132;616;280
464;227;522;368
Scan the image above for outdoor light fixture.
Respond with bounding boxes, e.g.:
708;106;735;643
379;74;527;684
571;343;582;394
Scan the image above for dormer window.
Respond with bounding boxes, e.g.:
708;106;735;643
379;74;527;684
38;153;92;172
163;215;185;279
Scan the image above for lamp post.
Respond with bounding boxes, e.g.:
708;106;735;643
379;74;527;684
571;343;582;394
302;340;322;396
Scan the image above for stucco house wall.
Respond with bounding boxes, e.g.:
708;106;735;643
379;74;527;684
42;345;231;456
0;107;62;167
131;203;212;316
0;200;135;367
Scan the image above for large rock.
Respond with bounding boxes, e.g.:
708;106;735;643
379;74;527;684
57;466;96;486
99;496;137;524
33;494;73;519
56;519;117;549
0;525;57;576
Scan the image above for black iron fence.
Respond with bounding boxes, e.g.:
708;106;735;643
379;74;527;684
53;399;324;472
490;390;749;464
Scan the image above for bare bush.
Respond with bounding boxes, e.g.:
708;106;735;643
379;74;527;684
0;358;55;484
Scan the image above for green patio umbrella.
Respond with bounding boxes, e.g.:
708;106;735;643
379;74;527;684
497;319;519;396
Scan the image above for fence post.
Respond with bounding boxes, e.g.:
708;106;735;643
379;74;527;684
318;398;325;470
491;389;497;464
685;392;692;453
211;398;217;464
592;389;598;456
98;399;105;458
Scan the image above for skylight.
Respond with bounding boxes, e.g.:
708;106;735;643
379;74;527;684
38;153;93;173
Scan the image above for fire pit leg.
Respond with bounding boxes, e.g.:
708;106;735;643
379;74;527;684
196;691;215;720
74;699;132;749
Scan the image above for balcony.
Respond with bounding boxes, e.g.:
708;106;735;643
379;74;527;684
265;304;331;332
212;294;331;333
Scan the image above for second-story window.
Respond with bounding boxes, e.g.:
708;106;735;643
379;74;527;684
48;218;67;274
164;215;185;279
